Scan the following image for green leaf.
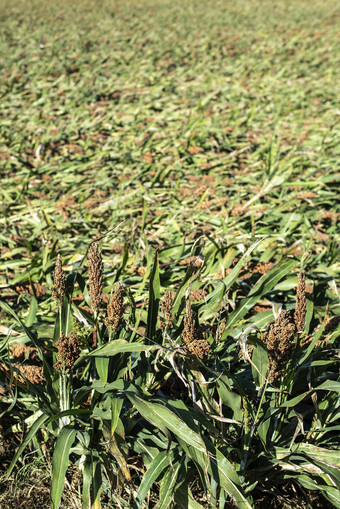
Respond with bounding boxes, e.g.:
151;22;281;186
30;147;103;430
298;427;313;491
222;238;265;291
297;475;340;508
82;455;92;509
6;413;49;478
102;422;131;482
216;376;243;422
316;380;340;393
95;357;109;386
174;484;203;509
280;390;312;408
92;456;102;509
0;300;42;356
135;451;170;508
48;409;90;423
200;280;225;321
25;295;38;327
156;461;183;509
297;321;326;366
51;427;77;509
115;243;129;282
183;438;252;509
214;449;252;509
172;267;194;316
146;250;160;342
111;398;124;435
87;340;159;357
251;342;269;387
224;258;297;333
298;443;340;467
126;391;206;453
60;295;73;335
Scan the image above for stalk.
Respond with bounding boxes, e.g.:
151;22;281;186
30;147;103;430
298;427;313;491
59;373;70;428
240;380;268;473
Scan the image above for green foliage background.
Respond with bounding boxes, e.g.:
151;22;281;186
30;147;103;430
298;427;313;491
0;0;339;508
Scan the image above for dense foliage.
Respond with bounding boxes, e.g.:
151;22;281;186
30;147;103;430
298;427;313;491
0;0;339;508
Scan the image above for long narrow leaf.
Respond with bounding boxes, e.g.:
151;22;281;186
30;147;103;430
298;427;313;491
146;250;160;342
126;391;206;453
135;451;170;508
224;258;297;333
87;340;159;357
51;427;77;509
6;413;49;478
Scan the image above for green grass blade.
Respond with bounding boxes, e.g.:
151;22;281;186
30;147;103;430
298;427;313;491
146;250;160;343
87;340;159;357
224;257;297;333
135;451;169;508
6;413;49;478
51;427;77;509
126;391;206;453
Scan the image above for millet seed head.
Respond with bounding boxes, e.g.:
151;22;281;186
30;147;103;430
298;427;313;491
182;300;209;359
294;271;306;333
186;338;210;359
183;300;198;344
160;289;174;328
88;242;103;312
54;331;80;372
105;283;124;332
51;254;66;304
261;309;296;382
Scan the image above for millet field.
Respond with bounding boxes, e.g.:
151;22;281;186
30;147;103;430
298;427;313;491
0;0;339;507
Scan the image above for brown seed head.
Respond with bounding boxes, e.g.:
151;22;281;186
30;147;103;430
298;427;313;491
294;271;306;333
15;364;44;384
261;309;296;382
88;242;103;311
160;289;174;327
324;315;340;334
54;331;80;372
105;283;124;332
183;300;198;344
186;339;210;359
51;254;66;304
216;318;226;342
182;300;209;359
10;344;39;363
189;289;207;302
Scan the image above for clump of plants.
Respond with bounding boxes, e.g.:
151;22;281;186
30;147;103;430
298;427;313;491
0;240;339;509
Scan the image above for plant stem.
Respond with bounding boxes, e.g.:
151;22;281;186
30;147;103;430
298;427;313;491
59;373;70;428
240;380;268;472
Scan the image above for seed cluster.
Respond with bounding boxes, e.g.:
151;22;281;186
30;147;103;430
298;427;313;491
294;271;306;332
10;344;39;363
261;309;296;382
160;289;174;328
183;300;198;343
182;300;210;360
16;365;44;384
105;283;124;332
216;318;226;342
1;361;44;385
88;242;103;312
189;289;207;302
54;331;80;372
51;254;66;304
